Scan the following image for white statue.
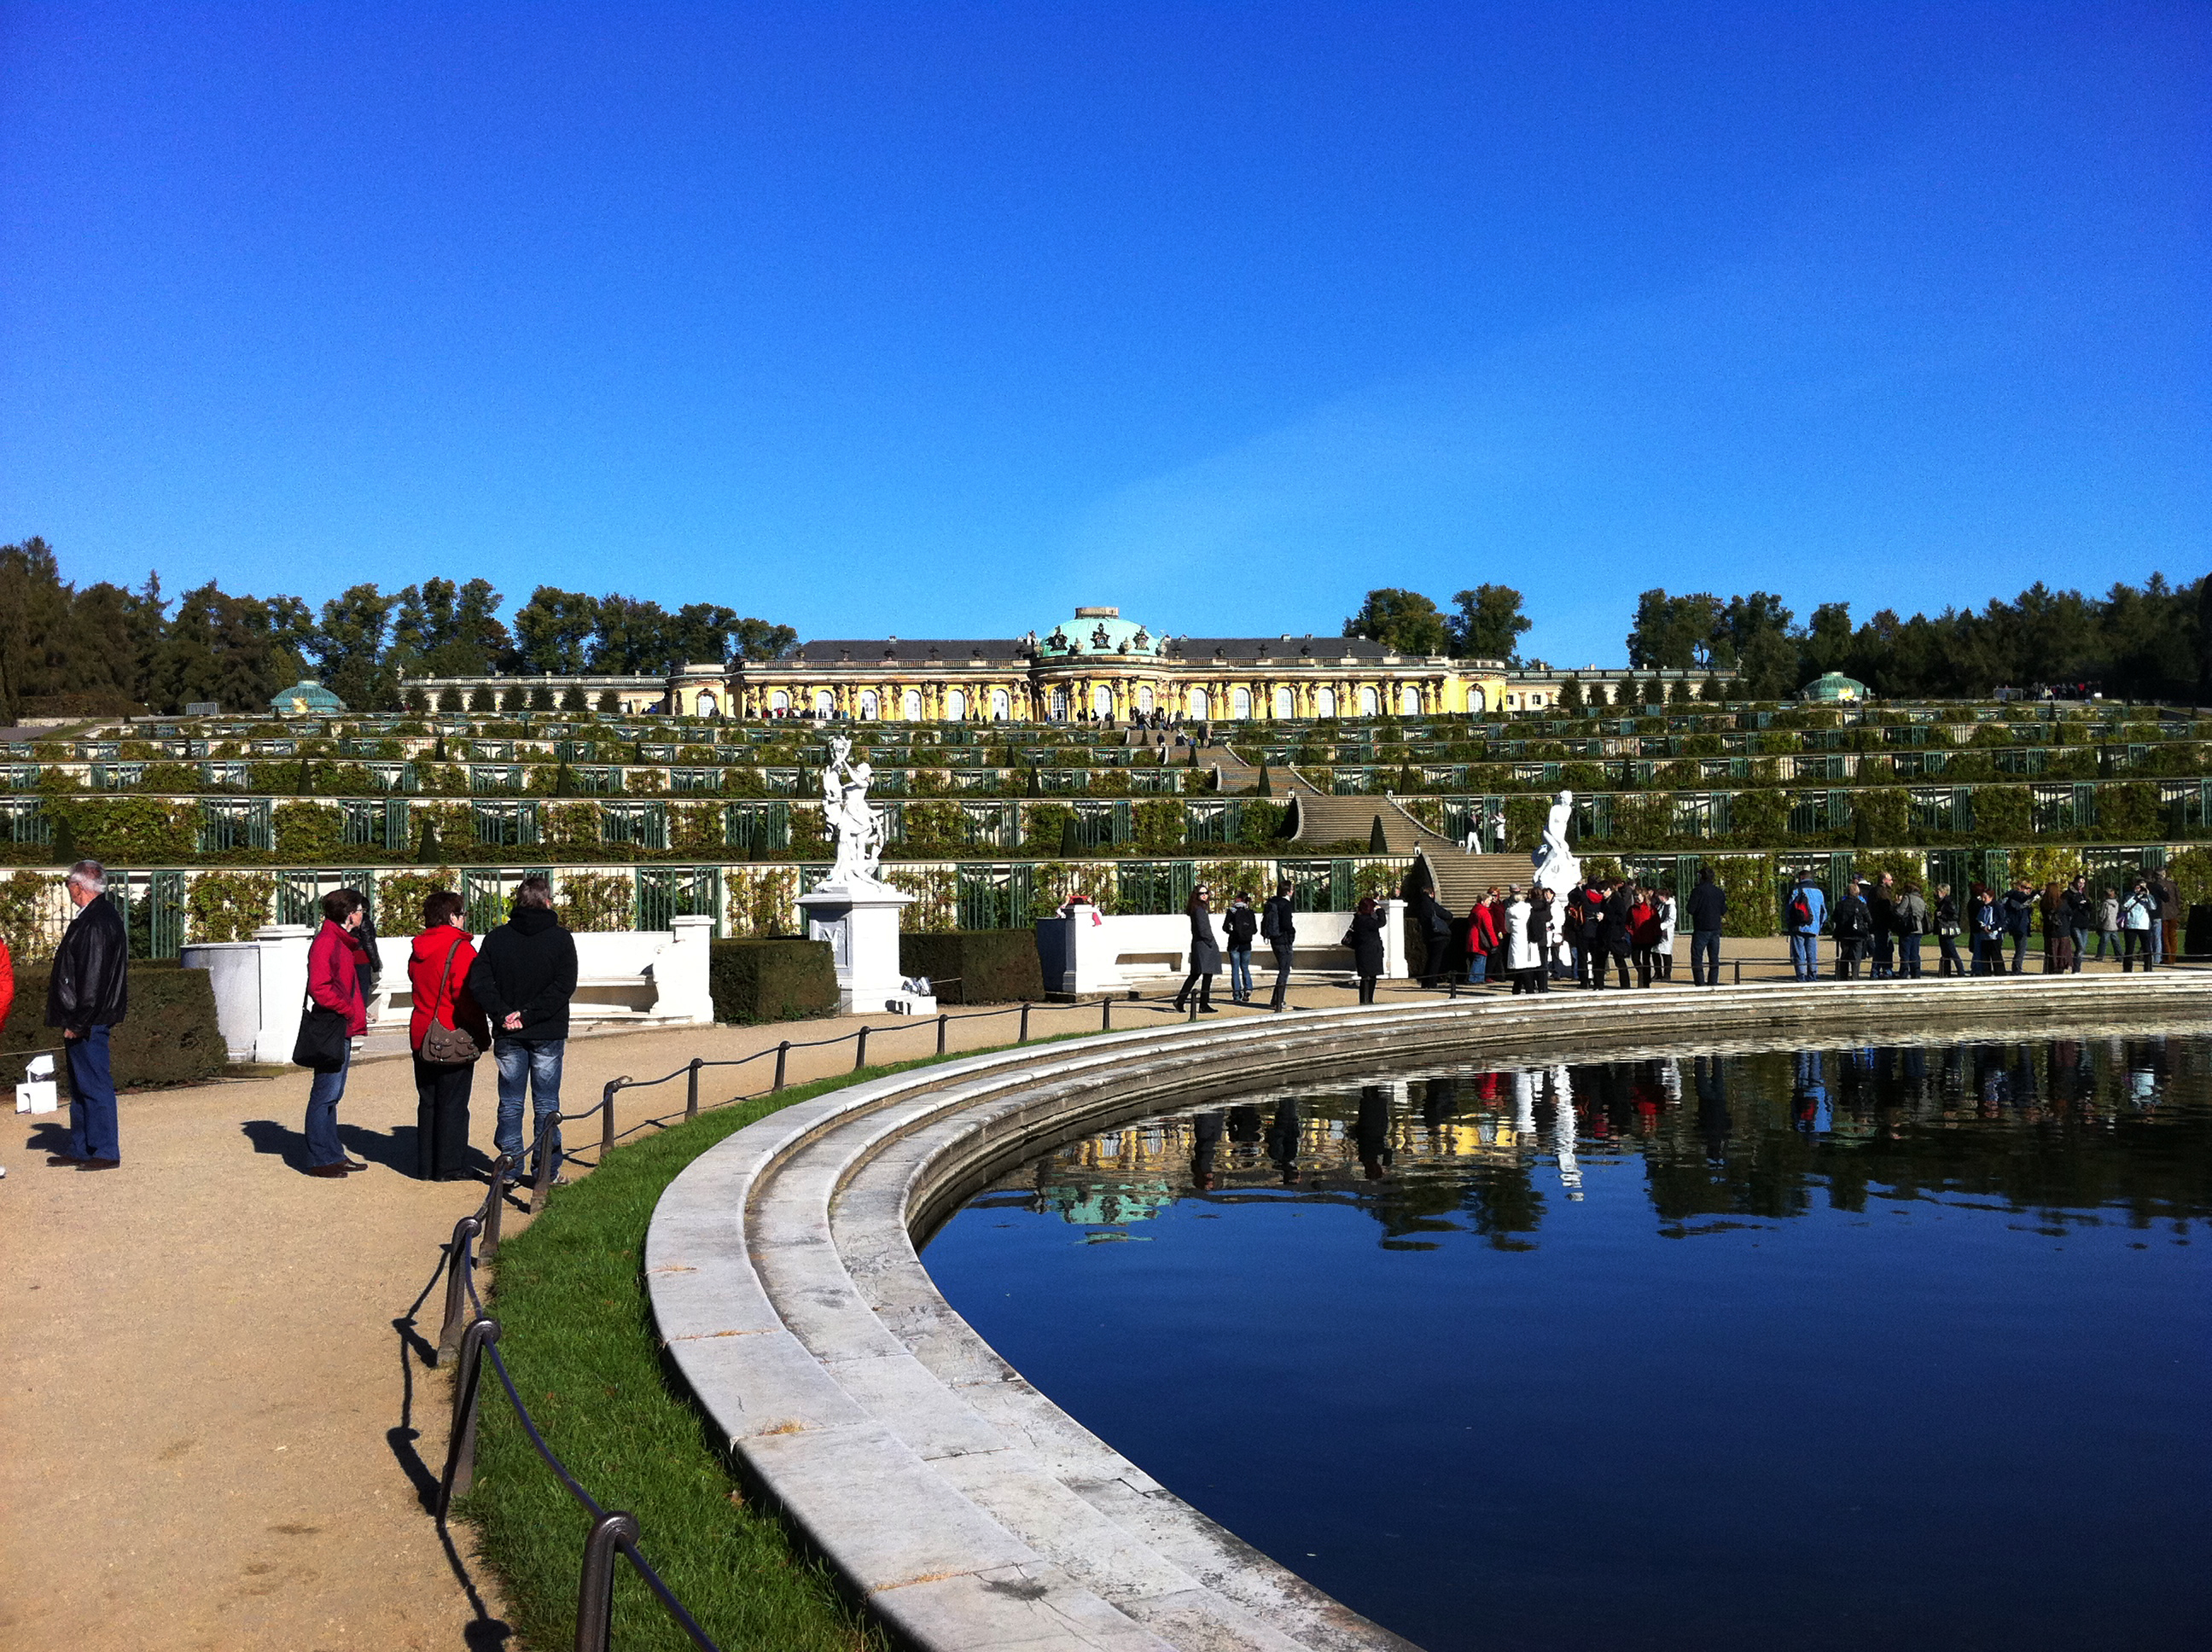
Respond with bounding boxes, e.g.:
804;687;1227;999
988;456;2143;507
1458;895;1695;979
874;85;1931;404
1531;788;1581;899
820;735;888;887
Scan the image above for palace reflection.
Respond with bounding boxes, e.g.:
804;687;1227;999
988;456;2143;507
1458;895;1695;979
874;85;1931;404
967;1033;2212;1247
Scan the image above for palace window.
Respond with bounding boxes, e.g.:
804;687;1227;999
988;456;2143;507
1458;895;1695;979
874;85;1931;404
901;689;923;721
1358;686;1378;717
946;689;968;719
1315;687;1336;718
1135;683;1155;714
1401;685;1422;716
812;689;835;718
1188;688;1209;719
858;690;879;720
1272;687;1294;719
770;689;791;713
991;688;1010;720
1092;684;1113;718
1231;687;1252;719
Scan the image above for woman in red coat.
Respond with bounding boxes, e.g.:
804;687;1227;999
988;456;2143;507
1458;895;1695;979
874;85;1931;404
407;889;489;1181
1464;893;1500;986
303;890;370;1177
1629;887;1662;989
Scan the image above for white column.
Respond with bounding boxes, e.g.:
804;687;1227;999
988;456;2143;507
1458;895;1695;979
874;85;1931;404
655;914;717;1026
251;923;316;1064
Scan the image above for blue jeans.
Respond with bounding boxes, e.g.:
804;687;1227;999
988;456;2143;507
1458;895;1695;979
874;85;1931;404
2070;926;2091;971
65;1025;119;1161
305;1039;350;1166
1464;951;1487;983
1788;932;1819;980
1897;934;1923;978
2150;919;2164;966
1227;948;1254;1001
495;1038;565;1178
1690;929;1721;986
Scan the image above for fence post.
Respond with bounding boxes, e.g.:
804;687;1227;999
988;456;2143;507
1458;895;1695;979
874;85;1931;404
435;1315;499;1518
936;1014;947;1056
1733;959;1742;986
481;1154;512;1260
774;1041;789;1091
573;1510;640;1652
436;1214;481;1364
686;1058;701;1121
601;1079;622;1158
854;1026;869;1071
531;1114;559;1212
1101;998;1111;1032
1187;996;1197;1022
1019;1003;1030;1044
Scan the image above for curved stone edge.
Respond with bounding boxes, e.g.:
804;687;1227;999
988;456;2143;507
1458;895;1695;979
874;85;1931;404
646;976;2209;1651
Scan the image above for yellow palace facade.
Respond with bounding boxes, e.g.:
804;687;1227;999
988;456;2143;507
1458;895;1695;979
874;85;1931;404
406;607;1712;723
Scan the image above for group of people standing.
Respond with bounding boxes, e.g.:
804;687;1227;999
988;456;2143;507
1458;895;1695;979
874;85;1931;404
32;858;576;1186
1784;867;2179;980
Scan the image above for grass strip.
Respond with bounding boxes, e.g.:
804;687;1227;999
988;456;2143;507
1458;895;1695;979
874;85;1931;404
457;1038;1088;1650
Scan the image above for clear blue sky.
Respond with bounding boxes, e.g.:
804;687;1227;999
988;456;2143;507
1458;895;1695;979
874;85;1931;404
3;3;2206;667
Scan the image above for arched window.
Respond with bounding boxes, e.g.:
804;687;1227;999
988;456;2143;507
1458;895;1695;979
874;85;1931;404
1188;688;1209;719
1314;687;1336;719
696;691;718;718
1465;684;1484;713
858;690;879;720
946;689;967;720
1401;685;1422;717
901;689;923;721
1049;689;1068;720
1231;687;1252;719
770;689;791;713
990;688;1010;720
1272;687;1294;719
1135;683;1155;714
1092;684;1113;718
813;689;835;718
1358;686;1379;717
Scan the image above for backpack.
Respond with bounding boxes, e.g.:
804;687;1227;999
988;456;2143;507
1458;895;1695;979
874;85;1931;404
1789;889;1814;929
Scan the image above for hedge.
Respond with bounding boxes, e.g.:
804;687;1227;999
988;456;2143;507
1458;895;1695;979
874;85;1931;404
899;928;1043;1003
707;937;836;1024
1;960;227;1088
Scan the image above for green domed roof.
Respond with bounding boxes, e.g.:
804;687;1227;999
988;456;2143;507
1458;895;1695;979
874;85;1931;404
1038;608;1161;660
1800;672;1871;701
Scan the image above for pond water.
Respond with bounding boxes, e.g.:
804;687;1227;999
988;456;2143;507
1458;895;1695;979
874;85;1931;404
923;1028;2212;1652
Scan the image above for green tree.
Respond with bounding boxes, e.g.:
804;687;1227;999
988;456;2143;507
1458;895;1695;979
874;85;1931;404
1449;585;1531;661
731;618;799;661
1343;589;1450;656
512;587;601;673
1627;590;1726;670
311;583;399;709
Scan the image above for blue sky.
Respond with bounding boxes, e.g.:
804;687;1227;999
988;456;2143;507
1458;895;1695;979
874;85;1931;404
2;3;2205;666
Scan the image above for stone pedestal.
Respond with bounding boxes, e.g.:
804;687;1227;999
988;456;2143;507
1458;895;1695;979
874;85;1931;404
797;881;916;1015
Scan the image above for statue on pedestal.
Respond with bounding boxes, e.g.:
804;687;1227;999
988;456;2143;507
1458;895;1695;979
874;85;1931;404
1531;788;1581;899
819;735;888;887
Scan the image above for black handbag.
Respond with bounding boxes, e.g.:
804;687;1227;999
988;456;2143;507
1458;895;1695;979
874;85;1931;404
291;983;349;1072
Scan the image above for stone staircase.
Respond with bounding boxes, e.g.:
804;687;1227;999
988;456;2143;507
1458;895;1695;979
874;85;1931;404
1284;790;1531;910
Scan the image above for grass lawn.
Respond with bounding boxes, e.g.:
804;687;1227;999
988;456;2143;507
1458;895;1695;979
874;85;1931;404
458;1038;1086;1650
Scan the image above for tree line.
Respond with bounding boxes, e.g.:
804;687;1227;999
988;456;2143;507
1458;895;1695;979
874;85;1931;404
1622;576;2211;701
0;538;795;720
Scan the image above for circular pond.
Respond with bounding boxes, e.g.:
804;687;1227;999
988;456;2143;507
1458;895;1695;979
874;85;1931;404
923;1028;2211;1652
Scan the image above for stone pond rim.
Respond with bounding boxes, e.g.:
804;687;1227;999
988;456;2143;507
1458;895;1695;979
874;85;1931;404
644;976;2211;1652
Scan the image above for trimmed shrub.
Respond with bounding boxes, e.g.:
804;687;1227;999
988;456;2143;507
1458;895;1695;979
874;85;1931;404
185;870;276;942
899;929;1042;1003
708;938;836;1024
2;961;226;1088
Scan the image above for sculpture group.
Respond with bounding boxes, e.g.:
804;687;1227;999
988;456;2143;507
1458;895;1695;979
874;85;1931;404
819;735;889;887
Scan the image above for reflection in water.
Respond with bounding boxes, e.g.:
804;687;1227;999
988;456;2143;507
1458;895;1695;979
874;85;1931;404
928;1030;2212;1652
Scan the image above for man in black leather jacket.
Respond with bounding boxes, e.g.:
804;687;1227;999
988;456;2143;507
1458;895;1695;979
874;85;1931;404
1260;881;1297;1012
47;860;130;1168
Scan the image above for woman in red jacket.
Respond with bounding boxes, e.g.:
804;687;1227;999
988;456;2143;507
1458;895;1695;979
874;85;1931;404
408;889;489;1181
303;889;370;1178
1464;893;1500;986
1629;887;1662;988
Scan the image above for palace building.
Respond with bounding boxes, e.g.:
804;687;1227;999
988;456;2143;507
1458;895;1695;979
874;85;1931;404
402;606;1719;721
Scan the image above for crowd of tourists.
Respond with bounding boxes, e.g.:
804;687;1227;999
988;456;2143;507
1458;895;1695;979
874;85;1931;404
31;859;578;1184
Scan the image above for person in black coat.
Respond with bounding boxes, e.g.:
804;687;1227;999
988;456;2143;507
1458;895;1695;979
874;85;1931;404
1866;875;1897;980
1345;897;1387;1004
467;875;579;1183
1686;866;1726;986
1412;886;1452;988
1578;879;1610;988
1221;892;1259;1004
1831;881;1873;980
1172;887;1221;1013
47;860;130;1169
1594;881;1635;990
1260;880;1298;1012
